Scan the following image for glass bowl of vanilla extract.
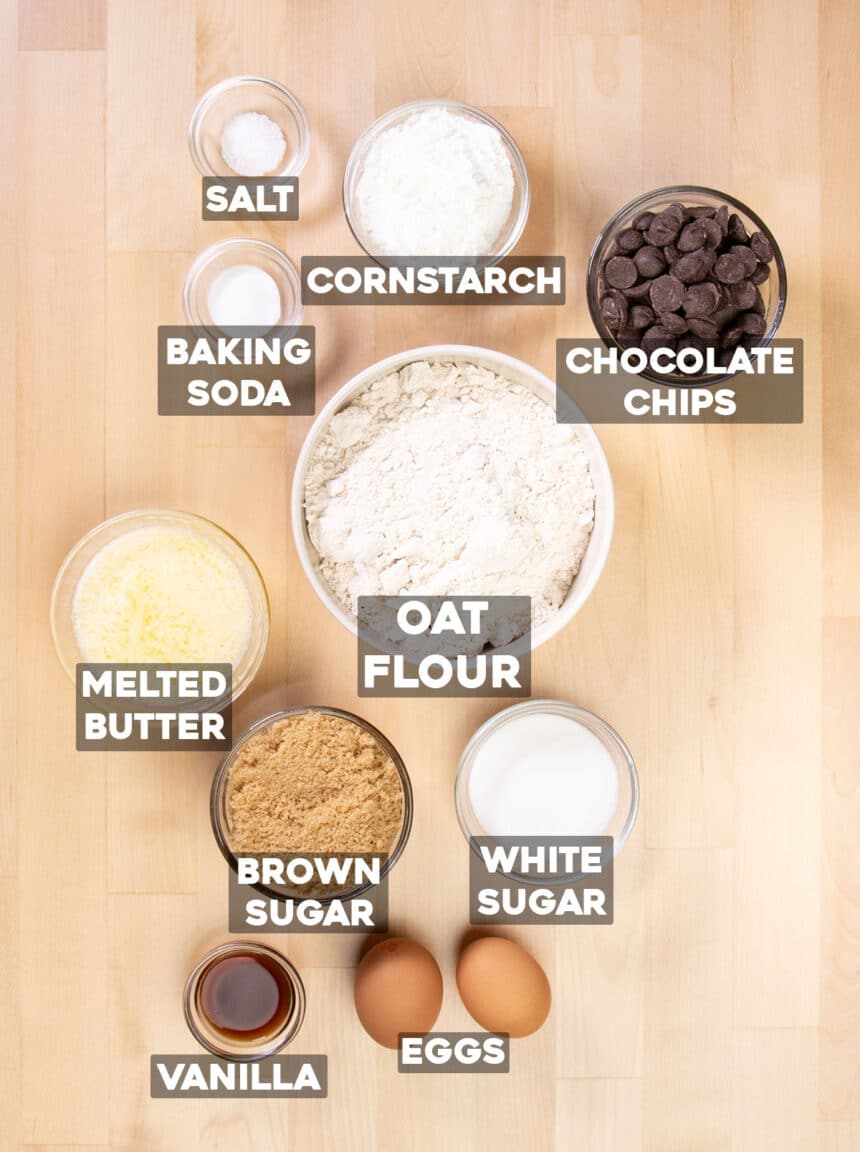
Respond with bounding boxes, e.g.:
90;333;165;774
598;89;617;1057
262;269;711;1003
183;940;305;1060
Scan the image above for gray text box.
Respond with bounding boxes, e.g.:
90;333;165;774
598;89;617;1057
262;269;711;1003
150;1055;326;1098
469;837;613;925
202;177;298;220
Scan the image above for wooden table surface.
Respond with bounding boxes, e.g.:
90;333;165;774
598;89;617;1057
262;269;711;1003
4;1;859;1149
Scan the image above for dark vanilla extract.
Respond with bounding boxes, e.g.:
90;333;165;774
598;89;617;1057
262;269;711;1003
198;952;293;1041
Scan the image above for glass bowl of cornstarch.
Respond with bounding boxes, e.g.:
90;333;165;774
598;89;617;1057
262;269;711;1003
343;99;529;267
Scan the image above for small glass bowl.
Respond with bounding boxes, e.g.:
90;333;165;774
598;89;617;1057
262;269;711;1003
455;699;639;885
183;238;302;336
211;706;414;904
343;99;530;268
50;508;270;711
188;75;311;178
183;940;306;1060
586;185;787;386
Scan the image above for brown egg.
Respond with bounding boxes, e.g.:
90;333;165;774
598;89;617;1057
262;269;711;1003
456;936;551;1038
354;937;443;1048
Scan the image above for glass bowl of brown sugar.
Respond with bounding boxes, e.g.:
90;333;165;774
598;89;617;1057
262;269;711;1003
210;706;413;904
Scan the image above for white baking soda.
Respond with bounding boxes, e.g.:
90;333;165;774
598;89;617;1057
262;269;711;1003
468;712;620;837
207;264;281;334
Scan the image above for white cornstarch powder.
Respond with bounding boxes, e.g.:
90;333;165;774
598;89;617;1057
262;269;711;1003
221;111;287;176
354;108;515;256
304;361;595;638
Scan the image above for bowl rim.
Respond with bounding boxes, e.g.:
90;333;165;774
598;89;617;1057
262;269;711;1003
187;74;312;178
289;344;615;653
210;705;414;904
342;98;530;268
586;184;788;387
182;237;304;332
50;506;270;707
453;697;640;885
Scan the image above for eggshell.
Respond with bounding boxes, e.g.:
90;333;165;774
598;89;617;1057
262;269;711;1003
456;936;550;1038
354;937;443;1048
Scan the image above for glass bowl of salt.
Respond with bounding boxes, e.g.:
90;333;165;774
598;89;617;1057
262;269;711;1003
188;75;311;178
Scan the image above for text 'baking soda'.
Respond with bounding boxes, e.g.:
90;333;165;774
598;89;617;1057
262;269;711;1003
157;327;316;416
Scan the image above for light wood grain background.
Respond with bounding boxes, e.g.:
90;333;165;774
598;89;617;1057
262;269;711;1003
3;0;858;1149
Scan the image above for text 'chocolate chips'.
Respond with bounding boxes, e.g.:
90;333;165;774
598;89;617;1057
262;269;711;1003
597;196;778;371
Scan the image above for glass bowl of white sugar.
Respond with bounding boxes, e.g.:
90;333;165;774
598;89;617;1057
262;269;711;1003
188;75;311;178
455;700;639;882
343;100;530;266
183;238;302;336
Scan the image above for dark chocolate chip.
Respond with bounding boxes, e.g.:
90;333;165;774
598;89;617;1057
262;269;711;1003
658;311;688;335
641;325;677;353
731;245;759;276
751;286;766;314
750;261;771;285
633;245;667;278
649;274;685;312
615;326;640;348
600;288;628;329
688;205;716;219
687;316;719;340
667;202;689;223
749;231;774;262
646;210;682;246
664;244;681;264
632;210;655;230
699;217;724;247
714;205;729;236
714;252;747;284
683;281;721;317
624;280;654;300
677;222;708;252
710;305;740;330
721;324;745;349
729;280;758;310
673;250;712;283
741;311;767;336
727;213;749;242
617;227;645;252
629;305;655;329
604;255;638;289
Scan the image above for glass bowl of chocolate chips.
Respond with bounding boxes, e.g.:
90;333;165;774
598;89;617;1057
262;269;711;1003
587;186;787;385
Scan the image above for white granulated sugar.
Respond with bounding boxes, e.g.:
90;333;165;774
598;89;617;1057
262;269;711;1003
354;108;515;256
221;111;287;176
304;361;596;641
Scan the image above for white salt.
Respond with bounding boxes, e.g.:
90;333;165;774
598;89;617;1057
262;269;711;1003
221;112;287;176
468;711;620;837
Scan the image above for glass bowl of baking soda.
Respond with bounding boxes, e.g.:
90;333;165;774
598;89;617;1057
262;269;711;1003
188;76;311;178
183;238;302;337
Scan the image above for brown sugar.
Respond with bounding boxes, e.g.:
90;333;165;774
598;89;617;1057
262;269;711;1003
225;710;404;855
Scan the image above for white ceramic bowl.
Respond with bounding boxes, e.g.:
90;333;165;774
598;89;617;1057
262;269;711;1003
290;346;614;653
